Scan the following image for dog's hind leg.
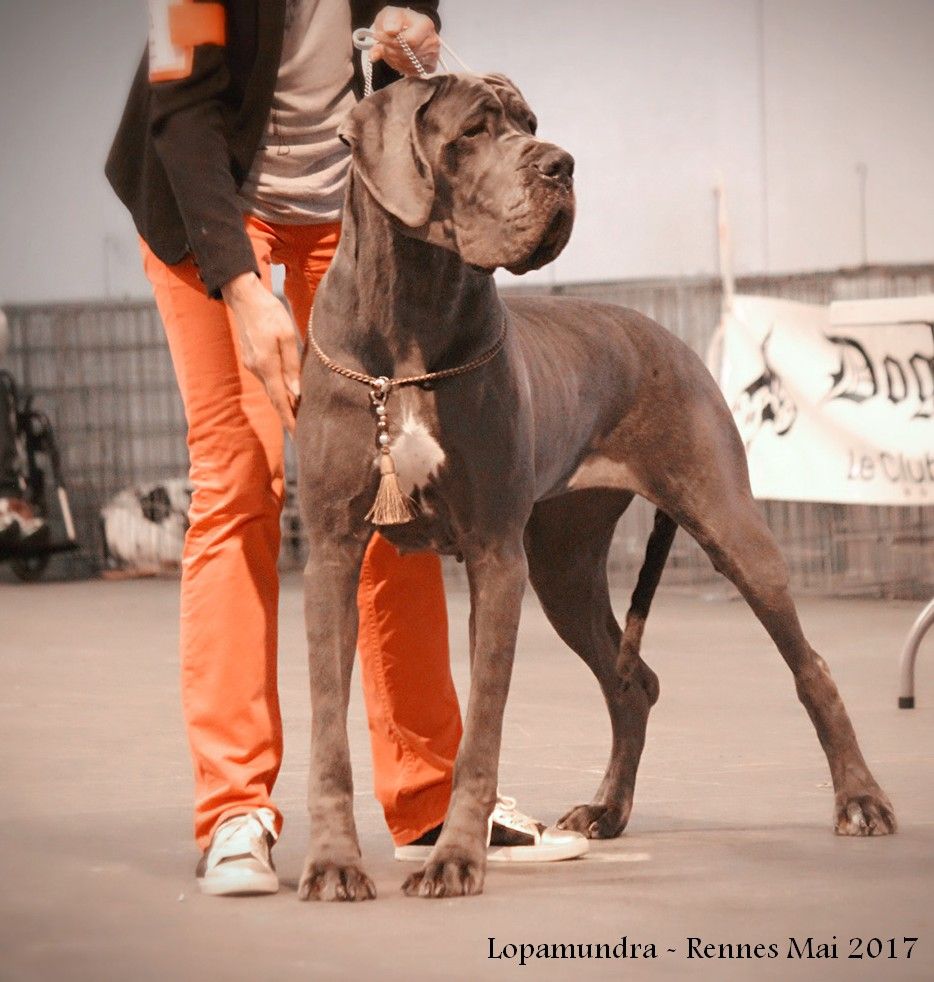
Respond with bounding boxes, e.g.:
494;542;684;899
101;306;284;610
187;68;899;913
617;507;678;682
675;487;896;836
524;490;668;839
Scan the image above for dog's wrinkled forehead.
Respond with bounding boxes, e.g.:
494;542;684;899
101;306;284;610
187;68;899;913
430;72;538;135
479;73;538;133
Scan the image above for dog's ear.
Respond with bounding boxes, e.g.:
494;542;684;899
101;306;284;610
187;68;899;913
339;76;443;229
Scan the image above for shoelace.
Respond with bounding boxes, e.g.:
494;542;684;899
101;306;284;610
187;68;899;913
492;794;540;835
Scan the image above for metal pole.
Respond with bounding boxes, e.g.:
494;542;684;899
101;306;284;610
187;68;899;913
103;236;112;299
757;0;770;272
856;163;868;266
714;176;735;312
898;597;934;708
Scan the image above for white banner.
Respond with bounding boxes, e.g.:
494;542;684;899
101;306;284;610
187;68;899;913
717;294;934;506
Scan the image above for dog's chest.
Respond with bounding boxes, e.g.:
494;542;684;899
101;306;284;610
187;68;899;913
374;400;465;555
389;408;446;497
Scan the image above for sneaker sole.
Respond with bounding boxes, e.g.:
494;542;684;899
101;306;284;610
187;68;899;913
394;838;589;864
197;870;279;896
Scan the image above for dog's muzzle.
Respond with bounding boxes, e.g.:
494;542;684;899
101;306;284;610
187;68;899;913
504;147;575;275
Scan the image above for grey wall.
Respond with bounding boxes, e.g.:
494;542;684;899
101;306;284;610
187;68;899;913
1;0;932;303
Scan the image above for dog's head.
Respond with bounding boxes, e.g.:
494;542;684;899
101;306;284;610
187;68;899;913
339;73;575;275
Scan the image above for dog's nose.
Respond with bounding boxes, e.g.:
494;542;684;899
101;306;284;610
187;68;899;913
534;147;574;185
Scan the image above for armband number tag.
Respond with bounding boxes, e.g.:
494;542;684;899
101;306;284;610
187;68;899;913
148;0;226;83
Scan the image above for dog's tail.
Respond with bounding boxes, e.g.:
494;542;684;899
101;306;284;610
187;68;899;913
616;509;677;683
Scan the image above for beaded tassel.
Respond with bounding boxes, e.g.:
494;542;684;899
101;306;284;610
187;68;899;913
365;449;418;525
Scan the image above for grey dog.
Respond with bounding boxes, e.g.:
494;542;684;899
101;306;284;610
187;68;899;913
294;73;895;901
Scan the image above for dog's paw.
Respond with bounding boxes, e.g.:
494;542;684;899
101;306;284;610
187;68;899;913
402;853;485;899
834;788;897;837
298;858;376;902
557;802;628;839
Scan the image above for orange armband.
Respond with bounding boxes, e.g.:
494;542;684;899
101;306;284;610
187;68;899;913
149;0;226;83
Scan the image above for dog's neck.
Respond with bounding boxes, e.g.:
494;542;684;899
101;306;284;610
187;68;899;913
316;171;502;379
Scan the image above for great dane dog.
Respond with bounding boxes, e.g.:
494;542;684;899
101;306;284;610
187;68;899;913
295;73;895;901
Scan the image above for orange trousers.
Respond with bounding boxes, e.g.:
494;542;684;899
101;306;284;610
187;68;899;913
141;216;462;850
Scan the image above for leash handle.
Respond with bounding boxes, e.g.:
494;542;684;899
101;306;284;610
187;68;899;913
353;27;473;98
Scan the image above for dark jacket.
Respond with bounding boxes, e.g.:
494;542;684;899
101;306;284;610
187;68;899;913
106;0;440;296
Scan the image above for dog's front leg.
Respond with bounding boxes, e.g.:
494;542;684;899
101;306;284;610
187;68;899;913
402;541;528;899
298;536;376;902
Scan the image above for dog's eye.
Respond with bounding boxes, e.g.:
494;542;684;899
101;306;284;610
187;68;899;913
461;121;486;140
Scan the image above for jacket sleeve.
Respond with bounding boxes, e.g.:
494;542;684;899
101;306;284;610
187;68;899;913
407;1;440;30
148;1;256;297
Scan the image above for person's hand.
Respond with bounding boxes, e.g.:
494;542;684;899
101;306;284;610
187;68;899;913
222;273;301;434
370;6;440;75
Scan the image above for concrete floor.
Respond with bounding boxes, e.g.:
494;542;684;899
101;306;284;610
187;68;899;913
1;574;932;981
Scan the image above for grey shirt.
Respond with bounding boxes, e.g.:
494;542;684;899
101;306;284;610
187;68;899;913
239;0;357;223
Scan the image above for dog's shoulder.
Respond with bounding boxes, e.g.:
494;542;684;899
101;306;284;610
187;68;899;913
501;293;672;344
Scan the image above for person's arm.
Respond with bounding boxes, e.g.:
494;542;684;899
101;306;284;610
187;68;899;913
147;0;256;298
147;0;299;430
221;273;301;431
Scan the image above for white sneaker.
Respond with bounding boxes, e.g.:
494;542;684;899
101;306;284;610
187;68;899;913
196;808;279;896
394;794;589;863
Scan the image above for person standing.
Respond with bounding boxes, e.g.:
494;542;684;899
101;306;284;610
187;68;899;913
106;0;586;897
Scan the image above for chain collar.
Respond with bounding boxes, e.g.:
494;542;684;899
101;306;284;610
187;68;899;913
307;310;507;398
